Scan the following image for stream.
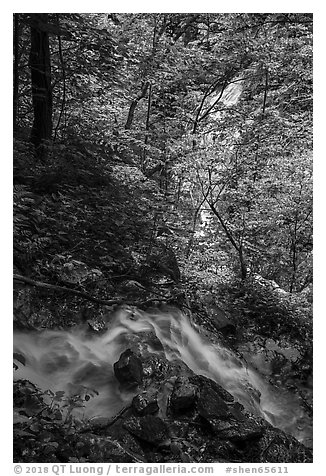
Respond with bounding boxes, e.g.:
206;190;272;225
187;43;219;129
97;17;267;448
13;306;312;447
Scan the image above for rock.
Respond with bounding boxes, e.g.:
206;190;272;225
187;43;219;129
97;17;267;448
190;374;234;402
202;301;236;336
142;354;170;380
118;280;147;298
197;385;231;420
228;401;246;420
204;439;239;462
113;349;143;388
256;427;313;463
211;307;236;336
132;390;159;416
59;260;90;285
105;420;147;461
123;415;170;446
169;376;198;414
210;418;264;441
121;331;165;357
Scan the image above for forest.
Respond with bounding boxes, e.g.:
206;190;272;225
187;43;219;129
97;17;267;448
13;13;313;464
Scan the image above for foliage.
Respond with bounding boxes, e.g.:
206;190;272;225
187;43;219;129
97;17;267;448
175;12;312;288
13;11;312;401
217;276;312;349
12;14;313;465
13;10;313;332
13;378;99;462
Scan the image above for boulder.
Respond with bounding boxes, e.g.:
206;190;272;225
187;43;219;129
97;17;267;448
190;374;234;402
197;385;231;420
123;415;170;446
169;376;198;414
113;349;143;388
132;390;159;416
142;354;170;381
210;418;264;441
211;307;236;336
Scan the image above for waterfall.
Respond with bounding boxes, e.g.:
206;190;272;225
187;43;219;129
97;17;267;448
13;306;312;446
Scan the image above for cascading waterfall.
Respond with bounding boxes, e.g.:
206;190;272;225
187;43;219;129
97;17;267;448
13;307;312;447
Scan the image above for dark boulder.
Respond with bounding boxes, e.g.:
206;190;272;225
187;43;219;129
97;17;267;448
202;300;236;336
132;390;159;416
113;349;143;388
197;385;231;420
123;415;170;446
169;376;198;415
190;374;234;402
142;353;171;381
209;418;264;441
104;420;147;462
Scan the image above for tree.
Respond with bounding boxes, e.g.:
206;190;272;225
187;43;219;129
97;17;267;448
169;14;312;288
29;13;53;157
13;14;20;130
13;13;312;293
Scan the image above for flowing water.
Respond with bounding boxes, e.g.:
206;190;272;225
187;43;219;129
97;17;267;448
13;307;312;447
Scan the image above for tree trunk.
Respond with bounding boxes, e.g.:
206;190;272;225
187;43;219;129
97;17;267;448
29;13;52;157
208;201;248;279
141;82;152;170
53;14;66;142
13;14;20;130
125;82;150;130
289;209;299;293
239;246;247;280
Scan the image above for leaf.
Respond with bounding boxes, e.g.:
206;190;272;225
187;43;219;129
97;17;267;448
29;422;40;433
43;442;59;453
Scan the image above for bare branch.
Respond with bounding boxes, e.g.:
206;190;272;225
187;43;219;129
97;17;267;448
13;274;121;306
